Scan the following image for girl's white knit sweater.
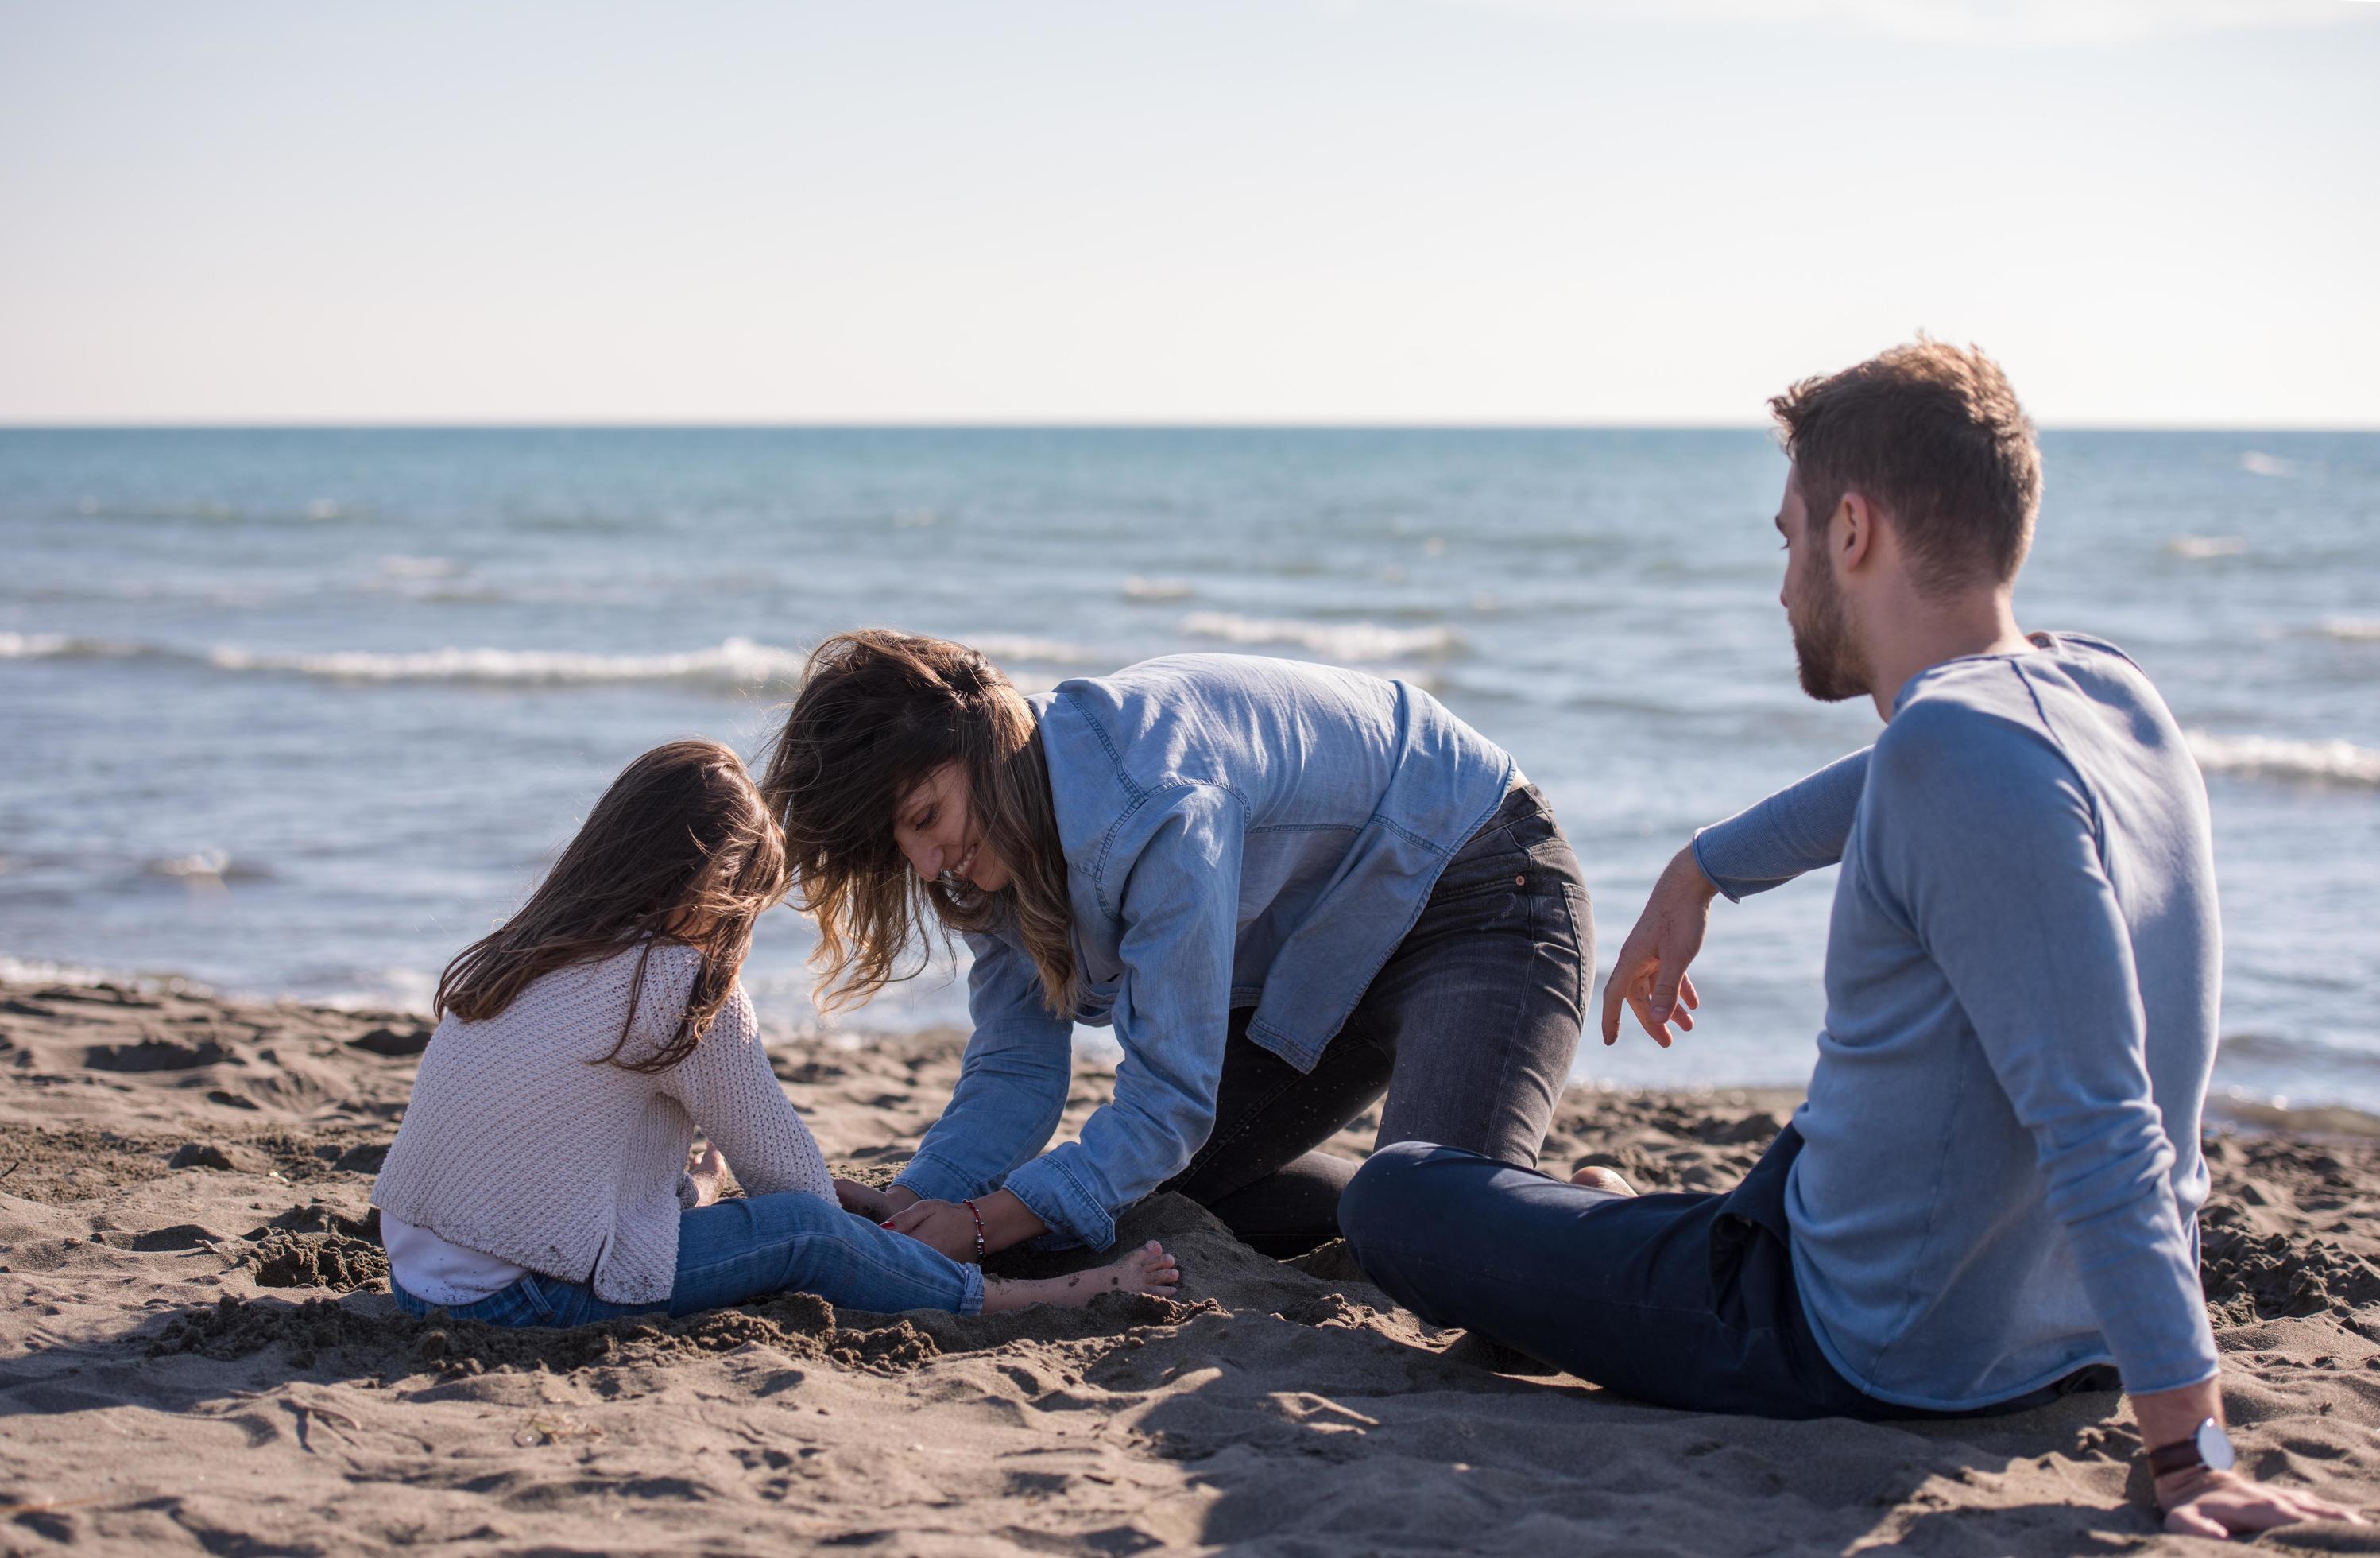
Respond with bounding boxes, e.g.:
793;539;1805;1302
371;940;834;1304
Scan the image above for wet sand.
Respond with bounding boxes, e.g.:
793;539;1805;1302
2;978;2377;1553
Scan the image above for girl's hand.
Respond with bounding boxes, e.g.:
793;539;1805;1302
686;1145;729;1207
834;1177;915;1221
880;1198;985;1262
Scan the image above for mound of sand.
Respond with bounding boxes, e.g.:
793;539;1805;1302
2;979;2376;1552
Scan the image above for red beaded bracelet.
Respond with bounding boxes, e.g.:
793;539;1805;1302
962;1198;988;1262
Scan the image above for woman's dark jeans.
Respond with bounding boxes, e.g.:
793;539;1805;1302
1339;1125;2121;1420
1161;783;1591;1255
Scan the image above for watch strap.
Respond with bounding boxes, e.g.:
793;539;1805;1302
2148;1418;2231;1479
2146;1436;2205;1478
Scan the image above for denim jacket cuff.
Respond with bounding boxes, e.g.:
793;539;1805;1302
891;1149;989;1206
1001;1154;1116;1252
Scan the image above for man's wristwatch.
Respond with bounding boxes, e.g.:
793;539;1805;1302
2147;1417;2238;1479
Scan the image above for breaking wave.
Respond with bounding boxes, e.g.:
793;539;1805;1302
142;850;273;884
961;634;1101;665
3;631;1096;690
201;639;815;688
0;954;211;996
64;495;366;525
1179;612;1463;662
0;631;156;662
0;954;117;987
2187;731;2380;789
2207;1091;2380;1138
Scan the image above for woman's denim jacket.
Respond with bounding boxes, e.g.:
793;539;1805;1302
890;653;1513;1249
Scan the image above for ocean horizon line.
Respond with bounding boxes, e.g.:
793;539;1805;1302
5;420;2378;436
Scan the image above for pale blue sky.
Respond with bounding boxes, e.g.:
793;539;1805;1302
2;1;2374;424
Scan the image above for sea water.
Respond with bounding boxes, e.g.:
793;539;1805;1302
2;428;2374;1117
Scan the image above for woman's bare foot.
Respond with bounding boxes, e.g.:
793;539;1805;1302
1571;1165;1637;1196
980;1241;1182;1313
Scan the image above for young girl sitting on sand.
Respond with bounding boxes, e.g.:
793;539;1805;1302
370;738;1178;1327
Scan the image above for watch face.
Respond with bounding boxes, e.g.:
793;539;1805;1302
2196;1419;2238;1473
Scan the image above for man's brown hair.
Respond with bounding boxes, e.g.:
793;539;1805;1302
1769;338;2041;595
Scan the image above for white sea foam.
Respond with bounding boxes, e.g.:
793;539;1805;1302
2187;730;2380;789
1179;611;1463;662
2240;451;2297;478
2320;618;2380;642
312;966;440;1015
203;637;815;688
0;631;149;661
376;554;462;578
2168;536;2246;560
142;850;270;884
0;955;211;996
8;628;1093;687
146;849;231;881
1124;576;1194;602
0;955;117;986
963;634;1100;665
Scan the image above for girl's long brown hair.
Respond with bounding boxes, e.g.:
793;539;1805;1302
760;630;1078;1016
435;738;790;1072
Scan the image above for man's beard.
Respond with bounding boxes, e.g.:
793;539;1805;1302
1790;563;1870;703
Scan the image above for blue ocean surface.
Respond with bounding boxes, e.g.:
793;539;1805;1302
2;428;2374;1117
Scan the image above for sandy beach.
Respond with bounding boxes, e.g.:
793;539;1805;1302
2;977;2377;1555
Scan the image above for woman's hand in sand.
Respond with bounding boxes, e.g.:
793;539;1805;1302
2160;1467;2361;1539
833;1178;916;1221
1600;843;1713;1048
880;1197;981;1261
686;1145;729;1207
883;1189;1047;1262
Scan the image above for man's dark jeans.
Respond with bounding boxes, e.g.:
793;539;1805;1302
1339;1126;2121;1420
1161;783;1592;1256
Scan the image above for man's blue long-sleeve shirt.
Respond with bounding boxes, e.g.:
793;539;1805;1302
1692;633;2222;1409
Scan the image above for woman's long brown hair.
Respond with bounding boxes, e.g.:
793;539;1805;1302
760;630;1078;1015
434;738;790;1072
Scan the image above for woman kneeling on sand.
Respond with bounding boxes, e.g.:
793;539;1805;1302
765;630;1590;1263
370;739;1178;1327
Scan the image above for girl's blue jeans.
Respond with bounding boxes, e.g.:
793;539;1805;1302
389;1190;986;1327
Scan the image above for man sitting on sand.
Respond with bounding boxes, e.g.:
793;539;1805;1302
1338;340;2359;1539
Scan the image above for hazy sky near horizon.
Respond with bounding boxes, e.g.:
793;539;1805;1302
3;2;2375;426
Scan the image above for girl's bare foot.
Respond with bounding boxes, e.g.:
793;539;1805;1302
980;1241;1182;1313
1571;1165;1636;1196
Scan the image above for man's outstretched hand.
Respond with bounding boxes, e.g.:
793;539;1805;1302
2137;1380;2361;1538
1600;844;1716;1048
2161;1467;2361;1539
